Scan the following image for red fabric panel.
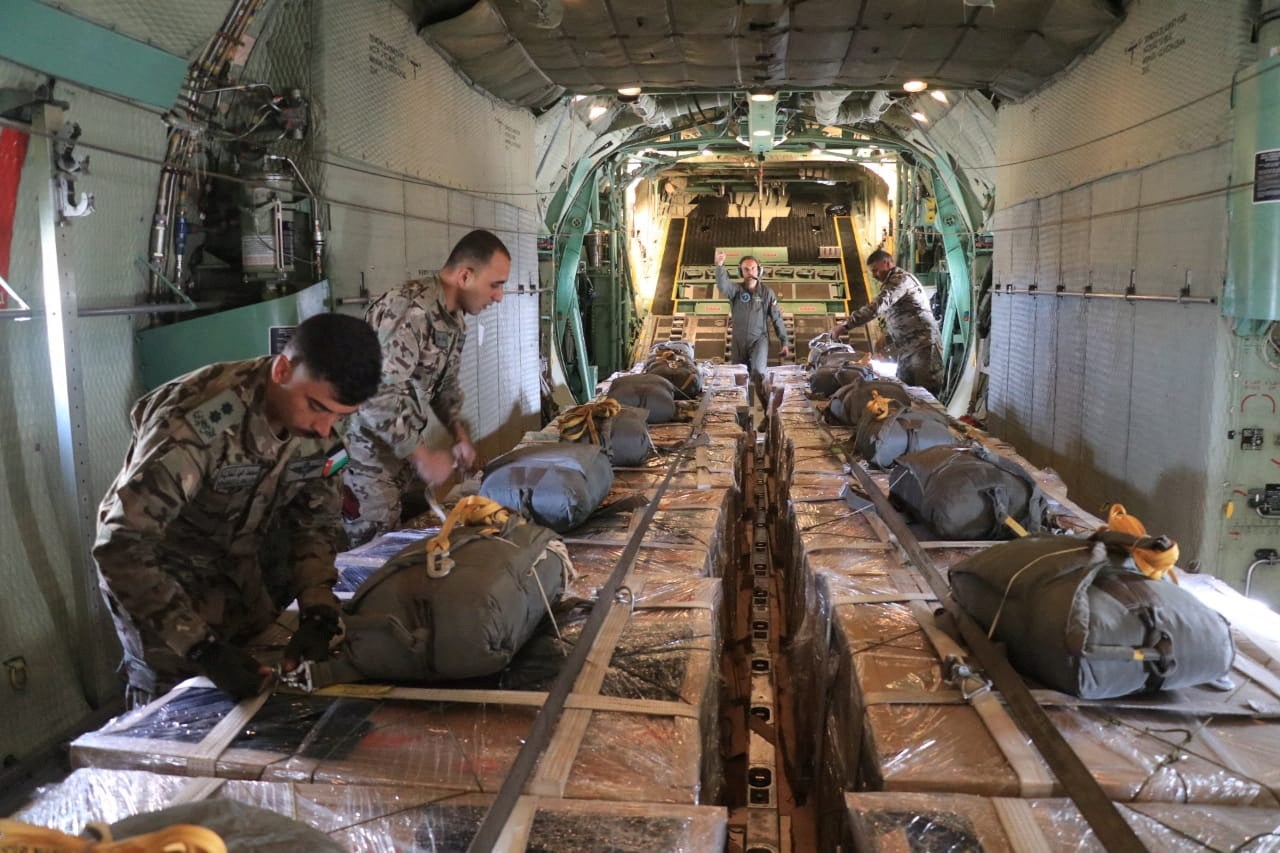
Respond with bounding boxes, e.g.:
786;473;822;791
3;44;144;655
0;127;30;306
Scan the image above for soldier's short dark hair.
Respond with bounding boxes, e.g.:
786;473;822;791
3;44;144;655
867;249;893;266
287;313;382;405
445;229;510;270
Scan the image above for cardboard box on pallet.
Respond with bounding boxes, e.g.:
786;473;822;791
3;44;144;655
843;791;1280;853
789;552;938;845
12;768;729;853
824;589;1280;808
71;579;725;807
779;481;884;632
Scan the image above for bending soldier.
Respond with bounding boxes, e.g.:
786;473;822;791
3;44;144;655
714;250;790;411
93;313;383;706
830;249;944;395
342;229;511;546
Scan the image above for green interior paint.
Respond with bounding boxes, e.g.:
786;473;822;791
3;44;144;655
0;0;188;110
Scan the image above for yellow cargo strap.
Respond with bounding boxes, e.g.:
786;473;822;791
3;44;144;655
1101;503;1180;582
425;495;514;578
1002;516;1029;538
560;398;623;444
863;389;903;422
0;819;227;853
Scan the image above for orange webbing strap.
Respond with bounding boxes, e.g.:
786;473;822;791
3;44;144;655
1100;504;1180;582
425;496;514;578
0;819;227;853
863;389;904;422
560;398;623;444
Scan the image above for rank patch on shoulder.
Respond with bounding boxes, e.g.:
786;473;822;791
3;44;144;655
185;390;245;442
213;464;263;492
286;455;328;483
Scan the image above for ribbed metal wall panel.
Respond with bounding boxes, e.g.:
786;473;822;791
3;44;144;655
1003;296;1040;452
1077;300;1135;515
990;2;1241;564
997;0;1252;206
1127;303;1218;553
1028;296;1058;470
1050;297;1088;486
986;284;1013;437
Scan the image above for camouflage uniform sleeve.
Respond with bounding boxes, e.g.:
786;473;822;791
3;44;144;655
428;322;468;433
92;426;213;658
280;471;341;613
714;265;741;300
845;285;887;329
355;291;430;460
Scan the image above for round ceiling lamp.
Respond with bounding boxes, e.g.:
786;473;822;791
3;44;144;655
903;80;928;93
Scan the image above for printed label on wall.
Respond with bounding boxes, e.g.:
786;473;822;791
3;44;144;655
1254;149;1280;203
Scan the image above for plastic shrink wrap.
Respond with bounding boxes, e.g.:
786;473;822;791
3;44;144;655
71;577;725;806
845;792;1280;853
13;768;728;853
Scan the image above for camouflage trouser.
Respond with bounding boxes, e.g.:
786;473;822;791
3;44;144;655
342;431;417;547
732;336;770;405
896;343;945;396
100;561;277;707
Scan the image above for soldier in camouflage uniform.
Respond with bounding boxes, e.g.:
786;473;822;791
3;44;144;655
342;229;511;546
714;251;790;408
93;313;382;706
832;249;944;395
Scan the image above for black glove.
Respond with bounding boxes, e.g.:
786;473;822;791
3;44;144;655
282;606;341;667
188;639;267;700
